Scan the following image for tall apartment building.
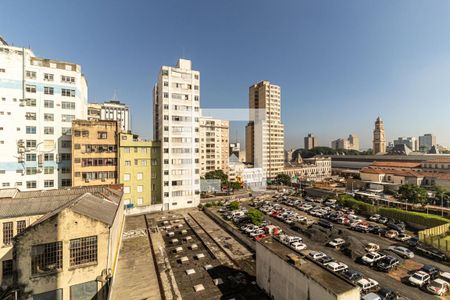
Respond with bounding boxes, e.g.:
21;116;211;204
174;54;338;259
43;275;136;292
118;132;161;207
245;80;285;179
419;134;436;152
332;134;360;151
199;116;229;176
71;120;118;187
0;38;88;190
393;136;418;152
153;59;201;210
373;117;386;154
304;133;318;150
87;100;130;132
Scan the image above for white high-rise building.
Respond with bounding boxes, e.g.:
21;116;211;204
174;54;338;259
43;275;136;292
87;100;130;132
0;38;88;190
153;59;200;210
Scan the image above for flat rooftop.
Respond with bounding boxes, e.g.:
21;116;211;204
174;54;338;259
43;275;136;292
257;238;357;296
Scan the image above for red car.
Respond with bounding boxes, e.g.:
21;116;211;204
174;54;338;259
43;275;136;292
255;233;270;241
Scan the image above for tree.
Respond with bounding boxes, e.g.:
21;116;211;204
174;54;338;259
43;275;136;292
275;173;291;186
247;208;264;225
204;170;228;185
432;185;449;206
228;201;240;211
398;184;428;205
229;181;242;190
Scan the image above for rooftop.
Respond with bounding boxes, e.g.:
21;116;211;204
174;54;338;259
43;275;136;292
371;161;422;168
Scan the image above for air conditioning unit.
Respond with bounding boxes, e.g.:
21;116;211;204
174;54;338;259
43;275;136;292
101;178;106;182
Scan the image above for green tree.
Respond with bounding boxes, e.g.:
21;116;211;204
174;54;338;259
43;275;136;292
205;170;228;185
398;184;428;205
275;173;291;186
229;181;242;190
229;201;240;211
247;208;264;225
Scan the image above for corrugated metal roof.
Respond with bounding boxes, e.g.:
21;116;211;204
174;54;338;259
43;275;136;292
0;185;122;219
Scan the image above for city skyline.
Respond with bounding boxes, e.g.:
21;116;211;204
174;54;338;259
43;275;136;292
3;1;450;149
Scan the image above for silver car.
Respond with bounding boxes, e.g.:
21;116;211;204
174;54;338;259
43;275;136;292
388;246;414;258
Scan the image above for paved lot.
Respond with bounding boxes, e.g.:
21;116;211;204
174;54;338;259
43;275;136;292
111;215;162;300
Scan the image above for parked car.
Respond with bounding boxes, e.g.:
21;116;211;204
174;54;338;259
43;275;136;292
341;269;363;283
369;214;381;222
362;293;381;300
420;264;440;279
318;218;333;229
290;241;307;251
308;251;327;261
376;256;400;272
328;238;346;248
255;233;270;241
362;252;386;266
317;255;335;265
384;230;399;239
408;271;431;287
365;243;380;252
356;278;379;293
426;279;449;296
388;246;414;259
378;216;388;224
395;233;411;241
324;261;348;273
376;287;397;300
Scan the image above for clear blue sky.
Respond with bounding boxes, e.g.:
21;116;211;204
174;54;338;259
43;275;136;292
2;0;450;149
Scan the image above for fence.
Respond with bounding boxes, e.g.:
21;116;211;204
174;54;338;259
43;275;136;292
419;223;450;252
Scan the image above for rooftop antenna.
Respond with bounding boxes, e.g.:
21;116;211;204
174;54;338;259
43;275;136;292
112;90;118;101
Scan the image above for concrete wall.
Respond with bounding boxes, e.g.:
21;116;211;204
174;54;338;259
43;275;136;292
256;243;359;300
15;209;111;299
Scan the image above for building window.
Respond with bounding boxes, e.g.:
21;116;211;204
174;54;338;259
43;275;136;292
31;241;63;275
70;281;97;300
44;153;54;161
61;153;71;161
26;181;37;189
44;166;54;174
44;180;54;188
124;186;130;194
137;173;143;180
70;236;97;267
26;126;36;134
123;173;130;181
25;112;37;120
125;160;131;166
26;71;36;79
61;75;75;84
26;140;37;148
32;289;62;300
137;185;143;192
61;101;76;110
25;85;36;93
61;179;71;187
44;86;54;95
17;220;26;234
44;100;54;108
97;132;107;139
61;114;75;122
61;140;71;148
2;260;13;277
137;198;143;205
26;167;38;175
26;153;36;161
44;127;54;135
44;73;54;81
2;222;13;245
61;88;75;97
62;127;72;136
44;113;54;121
25;98;36;106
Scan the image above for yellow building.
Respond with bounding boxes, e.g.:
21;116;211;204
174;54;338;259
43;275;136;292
72;120;118;187
118;132;161;207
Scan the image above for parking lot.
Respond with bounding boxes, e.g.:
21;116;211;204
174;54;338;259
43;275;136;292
212;196;450;300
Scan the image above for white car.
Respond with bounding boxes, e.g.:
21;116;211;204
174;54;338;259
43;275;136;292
328;238;346;248
280;235;302;245
249;229;265;237
290;241;307;251
426;279;449;296
395;233;412;241
388;246;414;259
361;252;385;266
356;278;379;292
324;261;348;272
364;243;380;252
309;251;327;260
369;214;381;222
408;271;431;287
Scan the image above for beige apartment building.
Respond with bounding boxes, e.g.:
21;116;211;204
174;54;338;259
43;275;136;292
245;80;285;179
199;117;229;176
72;120;118;187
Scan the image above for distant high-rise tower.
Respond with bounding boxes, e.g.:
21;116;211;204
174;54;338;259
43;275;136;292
245;80;284;179
304;133;318;150
373;117;386;154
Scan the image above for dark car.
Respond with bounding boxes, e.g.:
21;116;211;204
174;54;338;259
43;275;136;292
317;255;334;265
318;219;333;229
378;216;389;224
420;264;440;279
387;221;405;233
377;287;397;300
407;236;419;247
341;269;363;283
376;256;400;272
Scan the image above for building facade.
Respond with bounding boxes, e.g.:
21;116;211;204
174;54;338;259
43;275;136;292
393;137;418;152
304;133;318;150
331;134;359;151
419;134;437;152
118;132;161;207
199;117;229;176
71;120;118;187
153;59;201;210
283;157;332;182
245;80;285;179
0;38;88;191
87;101;130;132
373;117;386;154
